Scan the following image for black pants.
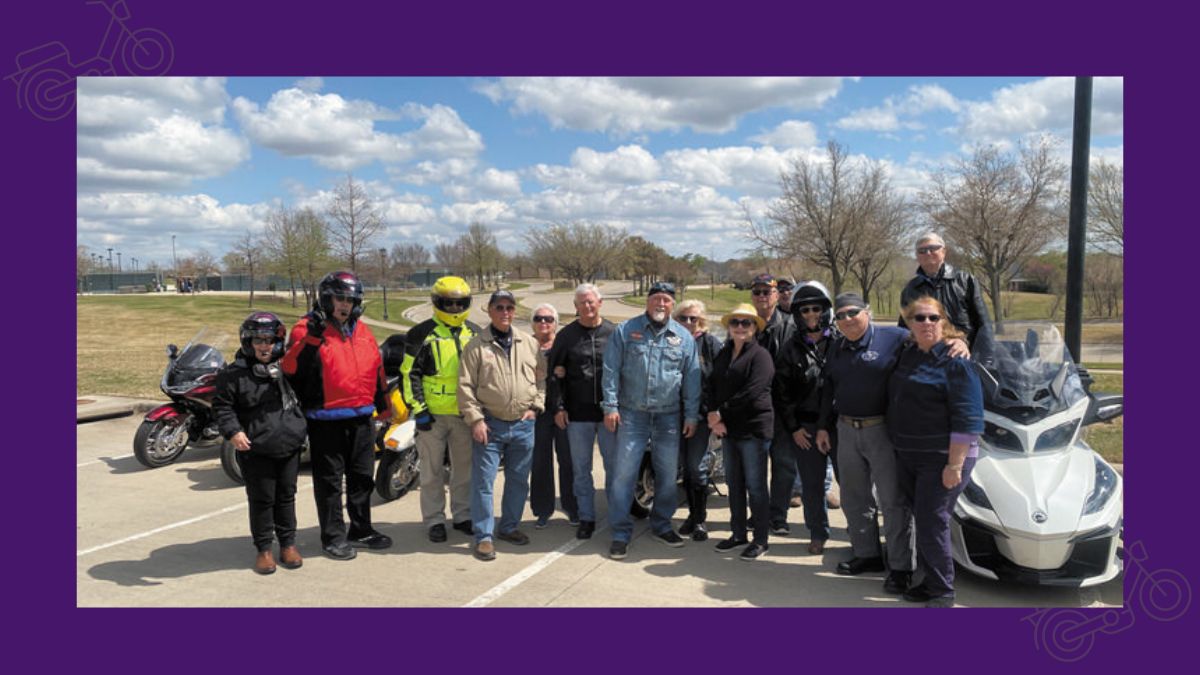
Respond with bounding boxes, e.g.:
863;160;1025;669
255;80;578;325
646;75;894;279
796;422;838;541
767;416;800;527
306;416;376;546
896;451;976;599
680;420;711;525
236;450;301;552
531;410;577;520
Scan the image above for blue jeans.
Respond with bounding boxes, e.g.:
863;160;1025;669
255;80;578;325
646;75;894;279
470;416;535;542
567;421;618;523
723;435;771;544
608;408;680;543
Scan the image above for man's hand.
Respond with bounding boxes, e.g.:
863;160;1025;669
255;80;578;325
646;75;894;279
946;338;970;359
554;410;569;429
604;411;620;433
793;427;812;450
231;431;251;452
711;421;727;439
683;421;697;439
521;409;537;421
706;411;721;428
307;304;327;339
472;420;488;445
815;429;831;454
415;411;434;432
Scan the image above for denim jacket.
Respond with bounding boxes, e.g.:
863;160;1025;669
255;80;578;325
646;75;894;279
601;313;700;423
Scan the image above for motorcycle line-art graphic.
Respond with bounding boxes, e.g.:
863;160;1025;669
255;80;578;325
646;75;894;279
6;0;174;121
1024;541;1192;663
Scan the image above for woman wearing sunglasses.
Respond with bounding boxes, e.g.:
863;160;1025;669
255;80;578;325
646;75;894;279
673;300;722;541
706;303;776;560
887;296;983;607
528;303;578;529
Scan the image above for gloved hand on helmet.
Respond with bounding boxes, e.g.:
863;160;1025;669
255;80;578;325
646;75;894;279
307;304;327;340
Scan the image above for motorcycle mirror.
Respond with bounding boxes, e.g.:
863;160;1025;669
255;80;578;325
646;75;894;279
1085;393;1124;425
167;344;178;358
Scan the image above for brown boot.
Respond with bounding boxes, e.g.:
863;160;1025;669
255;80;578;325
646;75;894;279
807;539;826;555
254;550;277;575
279;545;303;569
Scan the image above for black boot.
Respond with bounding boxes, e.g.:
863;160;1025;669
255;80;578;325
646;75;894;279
689;486;709;541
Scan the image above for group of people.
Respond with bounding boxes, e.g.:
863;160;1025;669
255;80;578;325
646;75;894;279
212;232;991;607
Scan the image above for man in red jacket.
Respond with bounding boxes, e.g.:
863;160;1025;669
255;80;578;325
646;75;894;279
282;271;392;560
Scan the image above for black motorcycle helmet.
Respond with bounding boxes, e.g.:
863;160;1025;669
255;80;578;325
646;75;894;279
240;311;287;360
318;271;365;321
789;280;834;330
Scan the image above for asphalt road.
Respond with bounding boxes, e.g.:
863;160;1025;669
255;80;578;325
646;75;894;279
77;413;1122;607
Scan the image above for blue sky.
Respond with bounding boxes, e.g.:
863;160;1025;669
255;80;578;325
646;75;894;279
76;76;1123;265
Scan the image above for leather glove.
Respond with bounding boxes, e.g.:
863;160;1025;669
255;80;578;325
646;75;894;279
307;304;327;339
415;411;434;432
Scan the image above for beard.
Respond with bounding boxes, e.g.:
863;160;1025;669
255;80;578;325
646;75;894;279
648;308;668;323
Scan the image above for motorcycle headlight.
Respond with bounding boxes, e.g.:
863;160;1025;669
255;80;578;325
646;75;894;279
983;421;1023;452
1083;457;1118;515
1034;419;1080;452
962;478;993;510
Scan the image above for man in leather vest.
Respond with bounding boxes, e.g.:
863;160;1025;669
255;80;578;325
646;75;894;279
899;233;992;355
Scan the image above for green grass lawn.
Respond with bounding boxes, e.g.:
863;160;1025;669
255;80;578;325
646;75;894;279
78;293;403;398
1083;371;1123;465
358;290;419;326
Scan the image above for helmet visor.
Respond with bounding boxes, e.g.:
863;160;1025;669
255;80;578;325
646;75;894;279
433;295;472;313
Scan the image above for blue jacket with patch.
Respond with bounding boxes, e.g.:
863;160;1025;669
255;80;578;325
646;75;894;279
601;313;700;423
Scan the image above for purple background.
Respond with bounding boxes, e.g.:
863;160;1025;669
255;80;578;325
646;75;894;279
10;0;1187;669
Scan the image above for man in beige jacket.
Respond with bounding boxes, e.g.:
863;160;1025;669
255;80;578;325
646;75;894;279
458;290;547;561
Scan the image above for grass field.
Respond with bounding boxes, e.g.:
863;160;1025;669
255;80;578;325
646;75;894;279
1083;371;1123;465
78;293;405;398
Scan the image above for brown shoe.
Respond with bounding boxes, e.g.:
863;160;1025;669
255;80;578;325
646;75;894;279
279;545;303;569
474;539;496;561
789;495;803;508
807;539;826;555
254;550;277;575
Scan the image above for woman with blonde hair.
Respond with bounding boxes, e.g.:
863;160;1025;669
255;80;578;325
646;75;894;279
674;299;722;541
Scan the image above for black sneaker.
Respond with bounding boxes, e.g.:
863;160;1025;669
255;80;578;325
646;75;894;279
428;524;447;543
534;516;550;530
496;529;530;546
349;531;393;550
609;541;628;560
567;514;581;526
926;595;956;608
452;520;473;535
691;523;709;542
715;537;748;553
883;570;912;595
322;542;357;560
651;530;685;547
576;520;595;540
902;585;933;603
770;522;790;536
678;518;696;535
739;542;769;561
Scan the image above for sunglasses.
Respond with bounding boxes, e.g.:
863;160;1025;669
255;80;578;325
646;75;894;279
912;313;941;323
491;304;516;313
678;315;701;324
532;315;555;323
796;305;823;315
332;293;356;303
251;337;275;346
834;308;865;321
916;244;944;255
728;318;755;328
751;288;775;297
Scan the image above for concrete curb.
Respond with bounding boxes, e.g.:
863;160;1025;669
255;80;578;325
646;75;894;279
77;396;161;424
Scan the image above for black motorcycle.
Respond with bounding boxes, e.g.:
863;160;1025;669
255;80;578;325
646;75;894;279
631;433;725;518
133;328;226;468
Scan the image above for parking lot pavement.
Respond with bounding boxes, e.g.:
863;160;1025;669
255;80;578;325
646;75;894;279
78;415;1122;608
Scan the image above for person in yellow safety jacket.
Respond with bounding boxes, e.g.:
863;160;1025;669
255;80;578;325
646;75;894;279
400;276;482;543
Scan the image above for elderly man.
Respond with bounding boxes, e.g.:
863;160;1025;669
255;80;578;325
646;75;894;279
548;283;617;540
601;281;701;560
457;290;546;562
899;233;992;352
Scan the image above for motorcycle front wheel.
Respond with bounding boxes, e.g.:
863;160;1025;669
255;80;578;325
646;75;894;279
220;440;244;485
133;418;190;468
375;447;420;501
631;454;653;519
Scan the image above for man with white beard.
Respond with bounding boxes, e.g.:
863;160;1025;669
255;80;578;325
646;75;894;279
600;281;701;560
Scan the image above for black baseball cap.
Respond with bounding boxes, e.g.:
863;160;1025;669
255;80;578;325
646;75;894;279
488;289;516;306
647;281;676;297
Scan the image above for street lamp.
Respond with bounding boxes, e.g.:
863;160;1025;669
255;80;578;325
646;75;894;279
171;234;178;281
131;257;138;273
379;248;389;320
116;251;122;272
107;247;114;292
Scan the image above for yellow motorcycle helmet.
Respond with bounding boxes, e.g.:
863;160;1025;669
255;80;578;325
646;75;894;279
431;275;472;327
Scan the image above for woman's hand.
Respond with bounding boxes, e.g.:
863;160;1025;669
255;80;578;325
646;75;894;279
231;431;251;452
815;429;831;454
943;464;963;489
793;428;812;449
711;421;728;439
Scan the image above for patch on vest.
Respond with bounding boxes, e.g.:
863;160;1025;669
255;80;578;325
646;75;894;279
861;350;880;362
666;335;682;346
630;332;643;340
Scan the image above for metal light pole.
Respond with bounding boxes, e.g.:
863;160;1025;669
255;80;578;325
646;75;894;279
116;251;122;272
1064;77;1092;368
132;257;138;273
171;234;178;279
379;248;389;320
107;247;114;292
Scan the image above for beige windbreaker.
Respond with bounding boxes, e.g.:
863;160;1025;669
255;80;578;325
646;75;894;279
457;324;546;425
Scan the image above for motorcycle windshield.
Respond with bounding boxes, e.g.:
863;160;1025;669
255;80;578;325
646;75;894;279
166;328;231;390
975;322;1086;420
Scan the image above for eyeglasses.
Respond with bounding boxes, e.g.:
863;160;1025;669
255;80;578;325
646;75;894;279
796;305;823;315
916;244;944;255
728;318;755;328
532;315;555;323
751;289;775;297
492;304;516;313
834;308;865;321
678;315;701;324
912;313;941;323
251;337;274;346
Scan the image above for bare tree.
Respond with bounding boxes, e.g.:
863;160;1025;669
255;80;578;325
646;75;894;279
919;139;1067;324
193;249;218;292
847;177;913;305
77;245;91;293
389;242;429;286
326;174;385;273
1085;252;1123;318
434;241;463;275
295;208;334;307
231;231;263;307
456;222;502;290
523;221;628;286
1088;159;1123;255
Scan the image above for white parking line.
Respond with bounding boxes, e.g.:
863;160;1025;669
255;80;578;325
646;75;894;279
77;453;134;468
463;522;610;608
77;481;314;557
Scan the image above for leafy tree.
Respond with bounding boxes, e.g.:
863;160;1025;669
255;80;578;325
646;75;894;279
523;221;628;286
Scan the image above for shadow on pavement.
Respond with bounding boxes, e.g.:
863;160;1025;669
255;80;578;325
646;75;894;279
87;535;254;586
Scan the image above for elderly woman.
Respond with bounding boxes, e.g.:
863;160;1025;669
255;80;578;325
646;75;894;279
674;299;723;541
888;296;984;607
707;303;775;561
529;303;577;528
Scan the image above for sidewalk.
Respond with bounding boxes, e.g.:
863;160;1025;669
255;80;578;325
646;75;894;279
76;395;161;423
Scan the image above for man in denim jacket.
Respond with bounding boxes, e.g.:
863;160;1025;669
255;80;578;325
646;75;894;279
601;281;701;559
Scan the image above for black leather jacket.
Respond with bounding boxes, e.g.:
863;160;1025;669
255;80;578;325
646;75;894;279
547;318;616;422
772;330;834;433
214;353;308;457
755;307;795;360
899;263;992;350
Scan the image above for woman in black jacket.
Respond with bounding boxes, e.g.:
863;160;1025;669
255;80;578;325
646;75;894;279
213;312;309;574
706;303;775;561
674;299;722;541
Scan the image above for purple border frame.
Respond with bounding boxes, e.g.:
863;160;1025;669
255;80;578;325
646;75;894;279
13;0;1189;669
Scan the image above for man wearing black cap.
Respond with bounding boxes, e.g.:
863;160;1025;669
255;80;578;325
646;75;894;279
601;281;701;560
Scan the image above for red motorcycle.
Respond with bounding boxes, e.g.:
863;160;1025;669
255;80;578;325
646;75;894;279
133;328;226;468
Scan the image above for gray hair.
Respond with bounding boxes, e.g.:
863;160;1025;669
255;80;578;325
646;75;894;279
674;299;709;332
574;283;602;301
531;303;559;324
915;232;945;248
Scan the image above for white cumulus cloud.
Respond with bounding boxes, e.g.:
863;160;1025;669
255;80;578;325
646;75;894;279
961;77;1123;140
749;120;818;148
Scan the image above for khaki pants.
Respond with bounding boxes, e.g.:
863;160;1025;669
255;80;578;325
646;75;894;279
836;420;914;571
416;414;473;528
